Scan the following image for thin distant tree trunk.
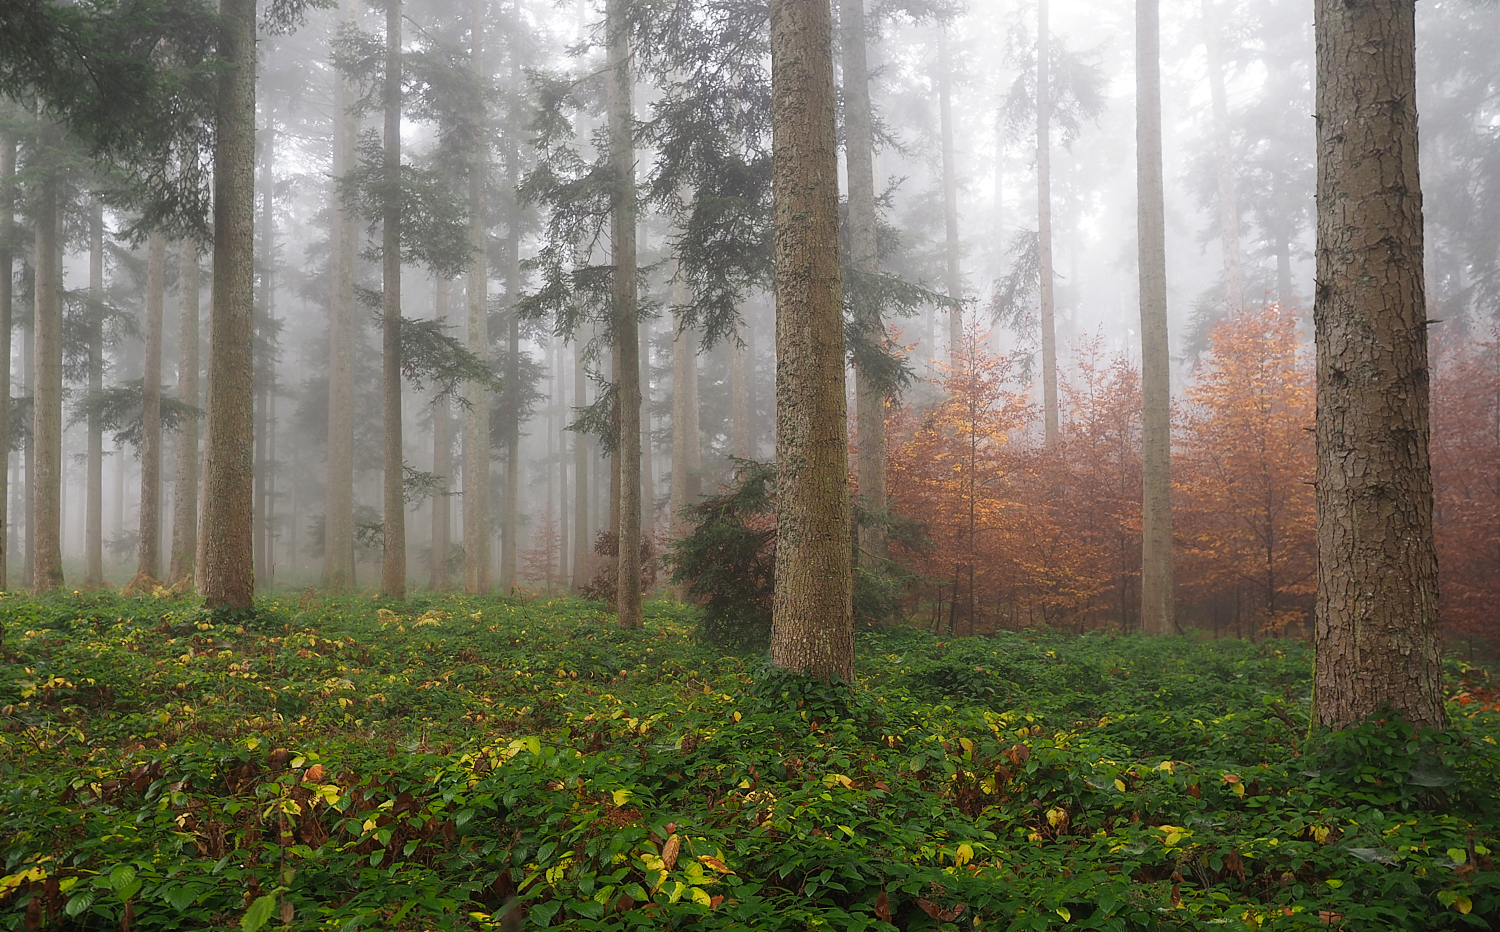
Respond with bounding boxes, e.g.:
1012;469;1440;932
1312;0;1444;730
0;132;15;589
1037;0;1059;444
1202;0;1243;313
500;204;521;592
607;0;643;629
199;0;258;610
768;0;853;680
463;0;491;595
842;0;887;568
379;0;407;599
23;317;34;586
430;275;452;589
730;329;749;458
640;315;654;538
138;232;166;581
85;204;105;584
325;0;359;591
938;26;963;361
555;336;569;581
1137;0;1175;635
571;334;590;589
254;124;276;588
32;128;63;592
169;239;201;583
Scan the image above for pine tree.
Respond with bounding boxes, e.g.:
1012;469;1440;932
168;237;200;583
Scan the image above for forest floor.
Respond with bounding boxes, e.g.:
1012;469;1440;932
0;590;1497;931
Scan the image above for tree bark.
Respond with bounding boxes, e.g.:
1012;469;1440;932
31;127;63;592
379;0;407;599
430;275;452;589
325;0;359;591
608;0;643;629
1138;0;1175;636
199;0;257;610
1203;0;1244;313
1312;0;1444;730
841;0;887;569
0;132;15;589
169;238;200;583
138;232;166;581
463;0;492;594
1037;0;1059;444
769;0;853;681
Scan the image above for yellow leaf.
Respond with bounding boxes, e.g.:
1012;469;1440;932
1113;778;1126;792
1455;896;1472;915
690;887;713;907
1056;907;1072;922
959;737;975;755
612;789;633;806
954;844;974;867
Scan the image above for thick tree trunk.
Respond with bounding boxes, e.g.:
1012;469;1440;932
841;0;887;569
380;0;407;599
430;275;452;589
169;239;200;583
325;0;359;591
571;334;590;589
769;0;853;681
0;133;14;588
938;26;963;361
1312;0;1444;730
1203;0;1244;313
463;0;492;595
1037;0;1059;444
199;0;258;610
608;0;643;629
1137;0;1175;636
138;232;166;581
31;129;63;592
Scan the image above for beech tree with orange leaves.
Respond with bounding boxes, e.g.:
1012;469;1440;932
1176;306;1314;638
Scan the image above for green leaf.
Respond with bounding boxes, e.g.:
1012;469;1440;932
242;894;278;932
64;892;95;918
163;884;199;910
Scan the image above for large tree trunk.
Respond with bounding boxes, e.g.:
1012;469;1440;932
607;0;643;629
938;26;963;361
429;275;452;589
169;238;200;583
31;128;63;592
841;0;887;570
379;0;407;599
1312;0;1444;730
199;0;257;610
325;0;359;591
571;334;591;589
769;0;853;681
0;132;14;588
1203;0;1244;313
138;232;166;581
463;0;492;595
1137;0;1175;636
1037;0;1059;444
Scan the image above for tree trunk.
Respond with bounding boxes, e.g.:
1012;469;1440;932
138;232;166;581
23;316;33;586
84;204;105;584
1203;0;1244;313
1137;0;1175;636
380;0;407;599
769;0;853;681
640;314;654;538
607;0;643;629
199;0;258;610
325;0;359;591
463;0;492;595
0;131;14;589
169;238;200;583
1037;0;1059;444
1312;0;1444;730
841;0;888;570
555;336;569;581
501;217;521;592
430;275;452;589
938;26;963;361
31;128;63;592
730;328;749;458
254;124;276;588
572;333;591;589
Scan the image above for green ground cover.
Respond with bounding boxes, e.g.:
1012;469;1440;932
0;591;1496;930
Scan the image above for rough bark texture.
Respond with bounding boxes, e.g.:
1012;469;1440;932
86;204;105;585
769;0;854;681
938;26;963;361
1037;0;1059;444
1312;0;1445;730
198;0;257;610
608;0;643;629
380;0;407;599
463;0;491;595
1137;0;1175;636
31;129;63;592
841;0;887;569
325;0;359;591
0;134;15;588
169;239;201;584
138;232;166;581
430;276;452;589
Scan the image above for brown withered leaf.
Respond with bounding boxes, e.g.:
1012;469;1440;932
302;764;325;784
875;891;892;922
661;834;681;871
917;899;966;922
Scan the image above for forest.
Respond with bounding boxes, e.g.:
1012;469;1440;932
1;0;1498;926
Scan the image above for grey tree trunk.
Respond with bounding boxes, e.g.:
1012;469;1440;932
555;336;569;581
430;275;452;589
138;232;166;581
463;0;492;595
571;334;591;589
1312;0;1444;730
31;128;63;592
501;215;521;591
169;238;200;583
198;0;258;609
254;125;276;587
324;0;359;591
607;0;643;629
1203;0;1244;313
0;133;15;588
841;0;888;569
1137;0;1175;636
85;204;105;584
640;315;654;538
768;0;853;681
380;0;407;599
1037;0;1059;444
